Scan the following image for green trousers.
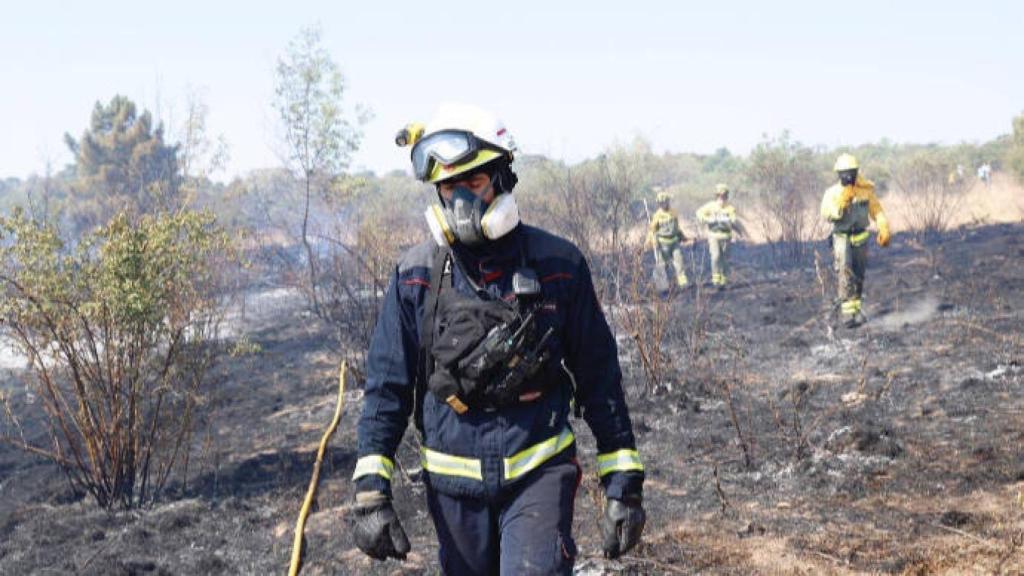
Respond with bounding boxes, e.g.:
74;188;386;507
656;241;688;287
833;231;869;318
708;235;731;286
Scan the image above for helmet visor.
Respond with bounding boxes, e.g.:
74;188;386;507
411;130;480;181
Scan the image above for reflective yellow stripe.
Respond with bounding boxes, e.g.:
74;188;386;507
834;231;870;245
352;455;394;481
841;299;862;314
421;448;483;481
597;449;644;477
504;428;575;481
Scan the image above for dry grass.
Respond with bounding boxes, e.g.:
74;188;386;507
883;173;1024;232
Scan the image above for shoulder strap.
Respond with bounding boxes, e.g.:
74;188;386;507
419;247;450;383
413;246;448;429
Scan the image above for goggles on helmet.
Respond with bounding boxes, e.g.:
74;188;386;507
411;130;501;182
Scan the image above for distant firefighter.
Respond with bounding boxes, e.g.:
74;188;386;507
977;162;992;188
646;188;690;289
820;154;891;328
695;184;747;289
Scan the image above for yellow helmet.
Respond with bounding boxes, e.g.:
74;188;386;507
402;103;517;184
655;190;671;203
715;183;729;197
834;153;860;172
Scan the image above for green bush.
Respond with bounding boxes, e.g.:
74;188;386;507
0;209;234;508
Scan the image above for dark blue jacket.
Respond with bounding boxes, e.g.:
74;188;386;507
353;224;643;500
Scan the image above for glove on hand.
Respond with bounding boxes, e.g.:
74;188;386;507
838;187;856;212
877;225;891;248
600;496;646;559
351;491;410;561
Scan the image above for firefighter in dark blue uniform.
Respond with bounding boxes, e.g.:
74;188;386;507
350;103;645;574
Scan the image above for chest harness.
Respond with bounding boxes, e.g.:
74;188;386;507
420;240;555;414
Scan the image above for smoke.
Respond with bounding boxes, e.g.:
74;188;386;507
874;294;940;331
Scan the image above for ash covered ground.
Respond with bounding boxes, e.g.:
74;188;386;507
2;223;1023;575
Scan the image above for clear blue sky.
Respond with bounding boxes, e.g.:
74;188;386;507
2;0;1022;180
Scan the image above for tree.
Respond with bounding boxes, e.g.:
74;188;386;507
888;149;973;243
592;139;652;301
524;139;651;301
702;147;741;174
177;88;230;194
745;133;827;266
0;208;234;508
1007;113;1024;183
273;25;364;316
64;95;180;231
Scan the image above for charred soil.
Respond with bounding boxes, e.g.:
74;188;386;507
2;223;1023;575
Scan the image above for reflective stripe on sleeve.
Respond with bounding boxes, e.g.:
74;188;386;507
503;427;575;481
352;455;395;481
597;449;644;477
421;448;483;481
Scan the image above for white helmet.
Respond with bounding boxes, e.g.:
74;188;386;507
409;103;517;184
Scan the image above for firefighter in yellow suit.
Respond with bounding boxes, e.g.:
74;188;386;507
820;154;891;327
696;184;747;289
647;189;689;288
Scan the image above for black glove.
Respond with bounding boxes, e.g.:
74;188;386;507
600;495;646;559
351;491;411;561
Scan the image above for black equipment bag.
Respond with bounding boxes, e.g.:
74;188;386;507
420;248;550;412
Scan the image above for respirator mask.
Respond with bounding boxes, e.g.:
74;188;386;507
425;185;521;247
838;169;858;187
424;164;521;247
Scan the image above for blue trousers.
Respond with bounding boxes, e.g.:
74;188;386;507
426;460;581;575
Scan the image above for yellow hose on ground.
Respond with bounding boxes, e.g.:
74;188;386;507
288;361;347;576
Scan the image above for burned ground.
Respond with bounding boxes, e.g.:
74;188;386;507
1;223;1022;575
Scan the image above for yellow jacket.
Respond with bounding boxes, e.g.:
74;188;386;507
820;176;888;236
696;200;743;239
648;208;684;244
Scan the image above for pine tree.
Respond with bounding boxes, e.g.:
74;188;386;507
64;95;180;230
